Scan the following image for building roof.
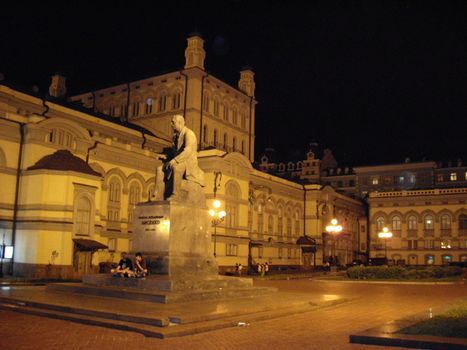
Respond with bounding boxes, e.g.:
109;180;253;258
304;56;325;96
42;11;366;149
27;150;102;177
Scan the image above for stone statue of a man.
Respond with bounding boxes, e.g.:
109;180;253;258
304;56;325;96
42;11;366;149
155;115;205;201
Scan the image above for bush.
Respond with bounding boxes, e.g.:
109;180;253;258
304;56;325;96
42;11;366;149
346;265;464;280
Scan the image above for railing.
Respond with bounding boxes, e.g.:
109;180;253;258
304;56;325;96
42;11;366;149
370;187;467;198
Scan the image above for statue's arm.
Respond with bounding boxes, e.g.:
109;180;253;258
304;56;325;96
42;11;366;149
173;131;196;163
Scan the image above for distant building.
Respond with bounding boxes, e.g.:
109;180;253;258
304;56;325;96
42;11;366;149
368;188;467;265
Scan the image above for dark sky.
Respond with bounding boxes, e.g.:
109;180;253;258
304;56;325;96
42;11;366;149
1;1;466;166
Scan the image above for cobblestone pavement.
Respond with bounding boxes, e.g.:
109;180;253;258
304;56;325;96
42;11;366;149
0;279;465;350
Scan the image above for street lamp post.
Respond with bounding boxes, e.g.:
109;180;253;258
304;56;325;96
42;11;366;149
378;227;393;263
210;199;226;258
325;218;343;266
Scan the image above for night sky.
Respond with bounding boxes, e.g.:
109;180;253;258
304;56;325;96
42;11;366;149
1;2;466;166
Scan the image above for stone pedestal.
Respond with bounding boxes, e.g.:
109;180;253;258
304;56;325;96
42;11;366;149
131;200;218;277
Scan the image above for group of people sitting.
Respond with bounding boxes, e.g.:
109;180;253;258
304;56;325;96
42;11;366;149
110;252;148;278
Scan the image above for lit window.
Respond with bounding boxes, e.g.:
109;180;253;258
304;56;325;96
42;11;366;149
425;255;434;265
145;98;153;114
424;215;434;230
397;176;405;184
442;255;452;264
408;174;416;183
441;240;451;249
372;177;379;185
376;217;385;231
450;172;457;181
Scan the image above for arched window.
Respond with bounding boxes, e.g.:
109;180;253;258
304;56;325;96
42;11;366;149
132;101;140;116
440;214;451;230
213;96;220;116
442;254;452;265
241;111;246;129
268;215;273;235
425;255;435;265
158;92;167;112
232;107;238;125
424;215;434;230
172;91;181;109
213;129;218;147
408;215;418;230
257;204;264;233
223;133;228;150
294;210;300;236
75;196;92;236
203;93;210;112
225;181;240;228
376;216;385;231
128;182;141;224
392;215;401;231
286;208;292;237
277;206;283;237
107;177;122;223
223;103;229;121
145;97;153;114
460;214;467;230
232;137;237;152
203;124;208;144
109;104;116;116
148;184;155;200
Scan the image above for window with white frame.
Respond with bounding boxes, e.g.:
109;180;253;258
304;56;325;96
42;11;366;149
450;172;457;181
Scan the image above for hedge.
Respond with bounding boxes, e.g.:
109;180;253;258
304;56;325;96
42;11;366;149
346;266;463;280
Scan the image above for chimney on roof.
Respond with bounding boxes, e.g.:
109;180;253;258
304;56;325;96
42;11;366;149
49;74;67;98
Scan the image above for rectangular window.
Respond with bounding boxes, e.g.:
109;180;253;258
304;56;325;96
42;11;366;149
226;243;238;256
287;248;292;259
397;176;405;184
278;248;283;258
384;176;392;185
424;239;434;249
408;174;416;183
108;238;116;252
450;173;457;181
408;240;418;250
437;174;444;182
371;176;379;185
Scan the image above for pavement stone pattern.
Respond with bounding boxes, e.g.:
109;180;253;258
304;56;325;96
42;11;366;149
0;279;465;350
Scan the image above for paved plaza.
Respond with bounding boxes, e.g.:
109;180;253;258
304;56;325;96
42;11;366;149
0;278;465;350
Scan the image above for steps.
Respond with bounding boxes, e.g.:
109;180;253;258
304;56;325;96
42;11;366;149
0;289;333;338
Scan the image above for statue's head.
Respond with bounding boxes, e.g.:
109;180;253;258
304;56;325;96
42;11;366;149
171;114;185;133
